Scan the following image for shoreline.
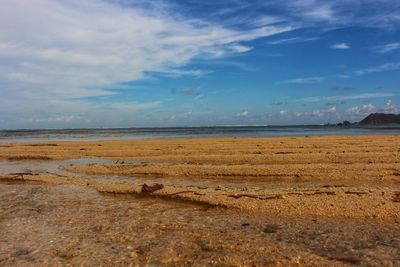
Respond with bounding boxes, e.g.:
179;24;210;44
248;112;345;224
1;126;400;143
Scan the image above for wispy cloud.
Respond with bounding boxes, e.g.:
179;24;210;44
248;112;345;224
301;3;336;22
229;44;253;53
330;86;357;91
375;43;400;54
271;100;288;106
267;37;299;45
0;0;294;101
108;101;161;111
300;93;395;103
178;87;205;101
278;76;325;84
0;0;297;128
0;97;163;128
279;106;337;118
201;0;400;31
152;69;211;78
267;37;318;45
279;110;290;116
279;1;400;29
355;62;400;75
236;111;249;117
248;15;284;27
331;43;350;49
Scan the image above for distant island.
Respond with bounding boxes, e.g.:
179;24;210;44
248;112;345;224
359;113;400;125
335;113;400;126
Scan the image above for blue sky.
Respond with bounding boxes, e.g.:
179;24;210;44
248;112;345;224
1;0;400;129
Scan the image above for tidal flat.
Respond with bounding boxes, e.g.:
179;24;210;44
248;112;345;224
0;135;399;266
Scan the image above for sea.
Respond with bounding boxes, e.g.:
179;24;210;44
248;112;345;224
1;125;400;142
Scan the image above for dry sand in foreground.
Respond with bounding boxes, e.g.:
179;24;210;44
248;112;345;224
0;135;400;266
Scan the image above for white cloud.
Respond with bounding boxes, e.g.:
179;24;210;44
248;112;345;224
278;76;325;84
331;43;350;49
267;38;299;45
302;4;335;21
194;94;205;100
346;104;376;117
279;110;290;116
376;43;400;54
279;106;337;119
0;0;294;113
356;62;400;75
278;1;400;30
236;111;249;117
300;93;395;103
229;44;253;53
0;0;292;99
346;100;399;117
29;115;80;123
154;69;211;78
310;106;337;117
267;37;318;45
0;97;163;129
383;99;399;114
107;101;161;111
249;15;284;27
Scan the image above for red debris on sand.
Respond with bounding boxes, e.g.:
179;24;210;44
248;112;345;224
141;183;164;193
392;193;400;203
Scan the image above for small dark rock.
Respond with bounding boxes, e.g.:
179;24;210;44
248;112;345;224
263;224;279;234
141;183;164;193
92;224;103;232
197;240;214;252
11;249;29;257
330;255;361;265
241;223;250;228
135;246;145;255
392;193;400;202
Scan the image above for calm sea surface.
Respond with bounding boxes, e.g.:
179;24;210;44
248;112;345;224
1;125;400;142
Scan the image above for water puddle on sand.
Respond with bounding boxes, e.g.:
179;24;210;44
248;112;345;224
0;157;299;189
0;157;360;190
0;157;151;185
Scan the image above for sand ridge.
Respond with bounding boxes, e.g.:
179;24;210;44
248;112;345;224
0;135;399;221
1;135;400;265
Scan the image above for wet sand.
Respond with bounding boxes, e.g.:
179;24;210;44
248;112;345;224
0;135;400;266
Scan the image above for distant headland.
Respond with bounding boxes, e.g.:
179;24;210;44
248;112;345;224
359;113;400;125
336;113;400;126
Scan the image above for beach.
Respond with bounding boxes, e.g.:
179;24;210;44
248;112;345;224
1;135;400;266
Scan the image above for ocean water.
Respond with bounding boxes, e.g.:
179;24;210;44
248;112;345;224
1;125;400;142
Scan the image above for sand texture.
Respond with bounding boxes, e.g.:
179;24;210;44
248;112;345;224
0;135;400;266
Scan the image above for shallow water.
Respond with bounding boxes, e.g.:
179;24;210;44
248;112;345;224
2;183;399;266
0;157;383;191
2;125;400;142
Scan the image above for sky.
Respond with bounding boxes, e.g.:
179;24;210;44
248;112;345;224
1;0;400;129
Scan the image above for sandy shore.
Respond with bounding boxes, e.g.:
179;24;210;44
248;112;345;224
0;135;400;266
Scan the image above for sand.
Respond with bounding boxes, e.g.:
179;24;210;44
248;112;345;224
0;135;399;266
